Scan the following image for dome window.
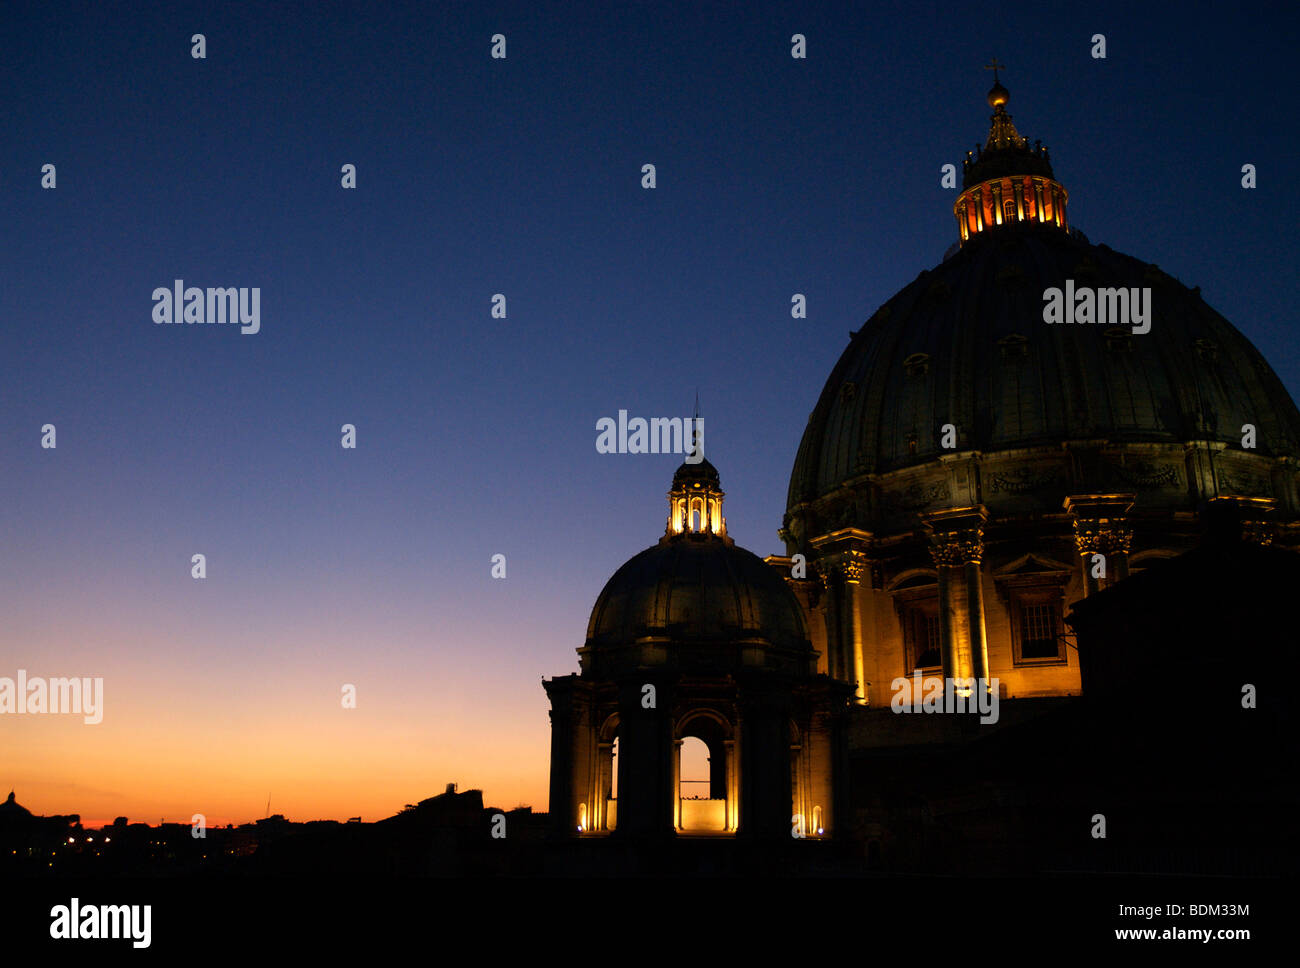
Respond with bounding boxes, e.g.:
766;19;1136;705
923;281;951;306
903;352;930;376
1104;328;1133;355
996;263;1025;286
998;333;1029;359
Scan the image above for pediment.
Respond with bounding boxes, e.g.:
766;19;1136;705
993;553;1072;577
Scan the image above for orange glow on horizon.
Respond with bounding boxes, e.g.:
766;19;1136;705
3;625;559;827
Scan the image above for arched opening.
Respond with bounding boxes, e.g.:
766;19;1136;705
790;720;805;836
593;715;620;834
677;712;731;833
606;735;619;830
680;735;710;798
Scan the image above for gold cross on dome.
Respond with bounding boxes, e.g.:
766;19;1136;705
985;58;1006;79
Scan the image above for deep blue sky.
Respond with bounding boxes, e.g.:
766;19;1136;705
3;0;1298;818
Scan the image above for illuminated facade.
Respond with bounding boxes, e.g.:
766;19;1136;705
544;458;850;840
544;72;1300;862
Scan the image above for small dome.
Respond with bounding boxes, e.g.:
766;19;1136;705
987;80;1009;109
583;536;812;675
672;456;720;489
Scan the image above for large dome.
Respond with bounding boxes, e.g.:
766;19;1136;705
785;77;1300;549
788;224;1300;508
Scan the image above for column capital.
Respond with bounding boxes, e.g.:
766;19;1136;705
1205;495;1276;546
838;550;869;584
923;506;987;565
810;529;878;587
1064;493;1135;557
1072;519;1133;557
929;535;984;567
819;548;873;585
1242;520;1275;547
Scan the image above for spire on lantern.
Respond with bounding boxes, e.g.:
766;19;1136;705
953;62;1069;245
982;58;1023;150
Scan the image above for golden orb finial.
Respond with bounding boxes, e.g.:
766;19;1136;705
984;58;1009;109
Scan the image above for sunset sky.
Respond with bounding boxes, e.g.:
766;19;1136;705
3;0;1297;826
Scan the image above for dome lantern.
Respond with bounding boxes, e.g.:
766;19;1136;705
955;62;1070;244
665;419;727;538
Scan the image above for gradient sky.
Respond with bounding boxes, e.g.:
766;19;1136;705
3;0;1297;826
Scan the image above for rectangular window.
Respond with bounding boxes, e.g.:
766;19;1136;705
902;601;942;672
1010;592;1066;664
1020;603;1058;658
921;613;940;665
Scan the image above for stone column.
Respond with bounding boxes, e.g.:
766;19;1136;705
672;738;683;830
613;675;675;839
810;529;876;696
965;556;989;684
724;738;738;832
737;681;793;841
542;676;586;837
930;541;962;680
924;507;990;690
840;551;869;703
818;570;844;681
596;740;613;831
